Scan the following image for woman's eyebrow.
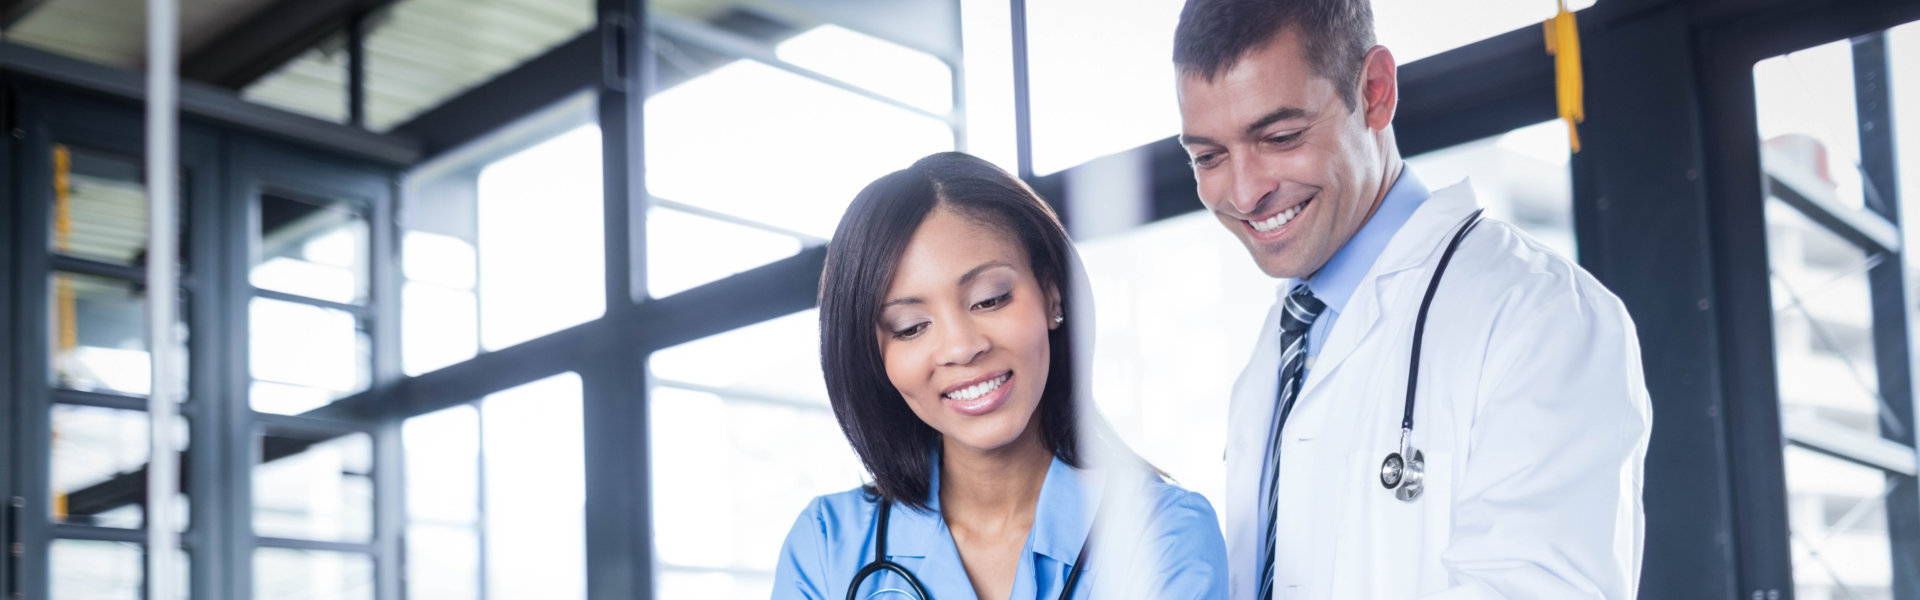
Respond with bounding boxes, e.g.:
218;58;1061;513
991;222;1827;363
957;261;1014;286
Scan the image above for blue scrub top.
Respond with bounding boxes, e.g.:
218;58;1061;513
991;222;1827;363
772;456;1227;599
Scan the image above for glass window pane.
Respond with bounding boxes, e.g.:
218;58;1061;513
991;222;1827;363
476;126;605;350
254;193;370;304
646;205;805;299
1891;22;1920;304
243;32;350;124
482;372;585;599
49;539;141;599
1406;119;1577;259
644;58;953;240
1768;198;1885;438
250;297;371;413
402;282;478;375
253;430;373;543
1755;40;1871;211
403;405;481;600
647;310;827;405
649;311;864;583
50;146;188;269
51;271;188;397
403;230;479;375
50;404;189;531
773;24;954;114
1784;446;1894;599
253;547;374;600
363;0;594;131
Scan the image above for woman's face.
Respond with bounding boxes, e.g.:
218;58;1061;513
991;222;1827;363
877;207;1058;455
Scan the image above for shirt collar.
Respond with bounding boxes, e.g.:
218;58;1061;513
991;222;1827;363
1304;168;1432;313
885;452;1099;566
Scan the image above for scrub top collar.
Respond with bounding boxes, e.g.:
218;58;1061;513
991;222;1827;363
1303;168;1432;314
884;451;1104;567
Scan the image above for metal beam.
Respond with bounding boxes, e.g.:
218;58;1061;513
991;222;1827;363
1763;148;1901;256
388;31;597;159
179;0;392;89
1784;417;1918;477
0;43;421;165
0;0;53;29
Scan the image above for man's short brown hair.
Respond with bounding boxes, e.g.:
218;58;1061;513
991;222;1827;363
1173;0;1376;111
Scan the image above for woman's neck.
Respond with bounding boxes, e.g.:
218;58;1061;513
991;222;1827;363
938;425;1053;532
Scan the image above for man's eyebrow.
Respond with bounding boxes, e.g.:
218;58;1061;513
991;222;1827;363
1178;133;1217;147
1245;106;1308;135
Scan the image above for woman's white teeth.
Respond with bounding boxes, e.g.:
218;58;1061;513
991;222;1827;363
1250;200;1309;233
946;374;1008;401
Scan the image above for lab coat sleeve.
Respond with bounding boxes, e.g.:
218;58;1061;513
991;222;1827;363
1420;286;1651;600
771;497;832;600
1135;489;1230;599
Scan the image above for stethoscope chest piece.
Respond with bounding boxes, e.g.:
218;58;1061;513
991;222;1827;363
1380;430;1426;502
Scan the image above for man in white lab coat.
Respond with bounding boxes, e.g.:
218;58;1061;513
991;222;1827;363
1172;1;1651;598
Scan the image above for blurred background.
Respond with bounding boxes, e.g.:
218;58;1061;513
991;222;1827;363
2;0;1919;598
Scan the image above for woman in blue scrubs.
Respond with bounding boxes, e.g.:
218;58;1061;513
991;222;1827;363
773;152;1227;599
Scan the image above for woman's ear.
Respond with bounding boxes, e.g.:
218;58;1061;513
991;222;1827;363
1045;283;1063;330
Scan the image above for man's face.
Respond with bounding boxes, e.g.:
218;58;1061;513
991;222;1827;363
1177;30;1395;279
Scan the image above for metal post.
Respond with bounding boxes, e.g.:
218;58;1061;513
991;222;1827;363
1852;32;1920;598
1008;0;1033;180
144;0;182;598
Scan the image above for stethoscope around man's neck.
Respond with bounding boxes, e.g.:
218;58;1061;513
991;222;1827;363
848;498;1096;600
1377;208;1484;502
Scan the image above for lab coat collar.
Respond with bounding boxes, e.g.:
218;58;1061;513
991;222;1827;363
1295;176;1481;395
1303;169;1432;315
886;451;1099;567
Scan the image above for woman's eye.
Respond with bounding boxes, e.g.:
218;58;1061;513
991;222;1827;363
972;292;1013;311
891;322;928;340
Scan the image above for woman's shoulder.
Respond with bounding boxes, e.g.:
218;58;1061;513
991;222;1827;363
1133;473;1221;529
789;485;883;538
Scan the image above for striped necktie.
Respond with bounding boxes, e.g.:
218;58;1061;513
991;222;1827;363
1257;284;1325;600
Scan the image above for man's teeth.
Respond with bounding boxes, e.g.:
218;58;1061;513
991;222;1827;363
945;374;1009;401
1249;200;1310;233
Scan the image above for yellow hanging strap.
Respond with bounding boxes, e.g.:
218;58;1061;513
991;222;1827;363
54;145;79;356
1544;0;1584;152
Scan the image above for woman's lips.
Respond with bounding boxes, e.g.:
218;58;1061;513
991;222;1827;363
943;372;1012;416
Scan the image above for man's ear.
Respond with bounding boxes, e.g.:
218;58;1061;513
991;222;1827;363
1359;45;1399;131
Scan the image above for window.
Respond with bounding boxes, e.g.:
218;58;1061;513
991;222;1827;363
1755;31;1918;600
398;374;587;600
476;126;605;350
643;16;955;298
649;311;864;597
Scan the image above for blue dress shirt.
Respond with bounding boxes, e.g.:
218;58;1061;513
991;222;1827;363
772;455;1227;599
1302;169;1433;372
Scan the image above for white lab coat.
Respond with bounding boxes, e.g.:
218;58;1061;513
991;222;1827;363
1222;180;1652;599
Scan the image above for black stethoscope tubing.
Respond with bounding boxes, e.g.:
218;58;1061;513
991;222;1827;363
1380;208;1485;502
1403;208;1486;433
848;499;1094;600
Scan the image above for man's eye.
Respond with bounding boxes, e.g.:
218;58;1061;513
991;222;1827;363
892;322;928;340
1266;132;1303;146
1190;153;1223;168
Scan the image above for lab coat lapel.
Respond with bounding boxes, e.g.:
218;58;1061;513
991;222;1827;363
1297;180;1483;399
1223;291;1287;599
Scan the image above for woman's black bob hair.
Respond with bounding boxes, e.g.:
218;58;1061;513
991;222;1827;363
819;151;1085;512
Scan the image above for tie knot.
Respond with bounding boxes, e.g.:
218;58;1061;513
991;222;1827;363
1280;285;1325;335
